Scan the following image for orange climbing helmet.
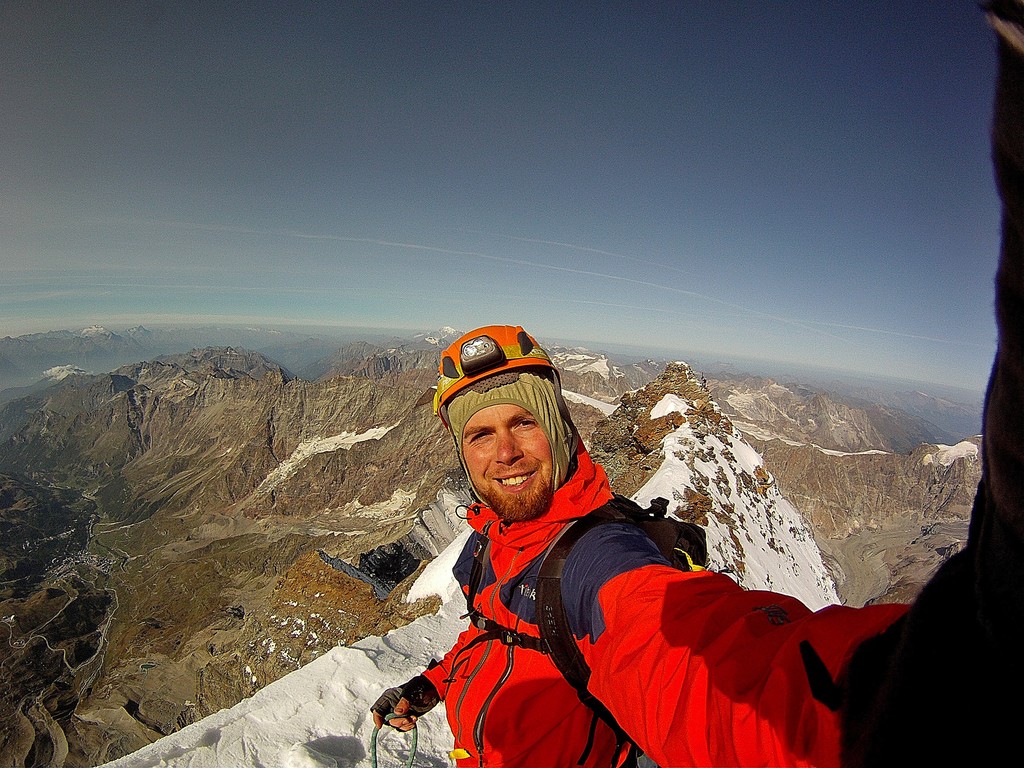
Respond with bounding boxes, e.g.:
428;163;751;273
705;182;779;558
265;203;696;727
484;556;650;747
433;325;559;428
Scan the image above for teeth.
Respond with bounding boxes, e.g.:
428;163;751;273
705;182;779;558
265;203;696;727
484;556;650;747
498;475;529;487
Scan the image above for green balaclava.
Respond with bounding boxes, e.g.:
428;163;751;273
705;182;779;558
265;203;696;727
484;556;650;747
445;371;575;500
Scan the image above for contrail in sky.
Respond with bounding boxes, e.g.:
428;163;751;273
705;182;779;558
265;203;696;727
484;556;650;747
503;234;692;278
110;218;982;348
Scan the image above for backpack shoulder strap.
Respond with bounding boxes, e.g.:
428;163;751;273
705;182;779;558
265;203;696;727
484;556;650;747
536;511;611;689
462;525;548;653
536;502;637;766
463;523;495;615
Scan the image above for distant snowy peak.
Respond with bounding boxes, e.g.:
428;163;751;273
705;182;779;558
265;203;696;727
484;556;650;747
553;348;615;379
78;325;118;340
125;325;152;339
416;326;463;347
42;365;89;381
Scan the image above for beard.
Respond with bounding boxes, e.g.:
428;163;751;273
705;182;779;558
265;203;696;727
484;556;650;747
484;480;554;523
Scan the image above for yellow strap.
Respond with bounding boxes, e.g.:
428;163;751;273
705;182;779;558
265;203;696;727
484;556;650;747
677;549;706;572
449;748;472;760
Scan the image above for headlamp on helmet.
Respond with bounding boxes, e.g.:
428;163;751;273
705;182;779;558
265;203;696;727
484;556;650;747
433;325;555;425
459;335;505;376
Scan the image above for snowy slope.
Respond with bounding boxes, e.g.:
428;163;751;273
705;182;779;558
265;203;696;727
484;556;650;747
640;394;838;609
98;401;840;766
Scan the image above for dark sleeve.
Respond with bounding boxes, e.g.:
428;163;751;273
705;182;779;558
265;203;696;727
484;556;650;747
840;5;1024;765
977;0;1024;650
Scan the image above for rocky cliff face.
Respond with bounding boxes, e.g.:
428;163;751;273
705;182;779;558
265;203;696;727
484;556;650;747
708;375;949;453
752;437;980;605
0;348;463;767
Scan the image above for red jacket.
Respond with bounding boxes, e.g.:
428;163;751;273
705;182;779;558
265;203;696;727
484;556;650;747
423;449;908;767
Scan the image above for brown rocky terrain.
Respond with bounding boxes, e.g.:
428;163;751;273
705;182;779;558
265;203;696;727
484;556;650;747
752;437;980;605
0;349;462;766
0;342;984;766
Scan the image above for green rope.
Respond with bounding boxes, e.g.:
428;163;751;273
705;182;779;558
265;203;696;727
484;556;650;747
370;714;418;768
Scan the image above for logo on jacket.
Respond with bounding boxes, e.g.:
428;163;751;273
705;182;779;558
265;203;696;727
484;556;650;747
754;604;791;625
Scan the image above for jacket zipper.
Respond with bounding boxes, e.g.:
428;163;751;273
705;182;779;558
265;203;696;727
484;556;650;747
454;639;494;750
472;544;522;760
474;642;516;761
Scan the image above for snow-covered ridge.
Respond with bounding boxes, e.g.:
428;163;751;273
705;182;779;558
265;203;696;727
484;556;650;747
641;394;839;609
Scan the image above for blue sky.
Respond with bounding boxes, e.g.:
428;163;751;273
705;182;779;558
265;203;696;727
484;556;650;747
1;1;1001;391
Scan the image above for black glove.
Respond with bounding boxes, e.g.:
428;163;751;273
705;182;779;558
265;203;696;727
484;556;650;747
370;675;440;723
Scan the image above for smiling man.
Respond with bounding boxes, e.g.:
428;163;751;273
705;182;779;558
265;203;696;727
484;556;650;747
459;402;554;522
368;8;1024;763
371;325;916;768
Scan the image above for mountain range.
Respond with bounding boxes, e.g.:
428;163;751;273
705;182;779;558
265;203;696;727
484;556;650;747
0;328;982;767
89;353;981;768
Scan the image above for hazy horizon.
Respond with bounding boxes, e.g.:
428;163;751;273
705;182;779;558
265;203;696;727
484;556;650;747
3;3;1001;395
2;318;988;402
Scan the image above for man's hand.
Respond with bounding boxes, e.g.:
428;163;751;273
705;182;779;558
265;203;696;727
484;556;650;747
370;675;439;731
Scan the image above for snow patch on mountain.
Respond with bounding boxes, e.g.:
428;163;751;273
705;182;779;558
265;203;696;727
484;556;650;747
42;365;90;381
563;389;617;415
816;447;889;457
552;349;616;379
923;440;980;467
255;426;398;496
79;325;116;338
731;421;892;458
418;327;462;346
730;420;803;445
557;353;611;378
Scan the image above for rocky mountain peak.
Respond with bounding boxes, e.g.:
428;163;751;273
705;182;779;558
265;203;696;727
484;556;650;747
153;347;294;382
590;362;725;497
592;362;838;608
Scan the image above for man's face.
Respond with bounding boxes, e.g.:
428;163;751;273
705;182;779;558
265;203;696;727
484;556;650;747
461;403;554;522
